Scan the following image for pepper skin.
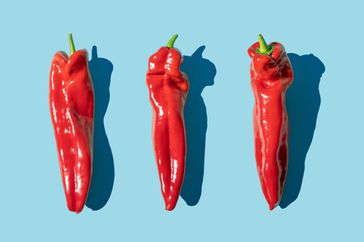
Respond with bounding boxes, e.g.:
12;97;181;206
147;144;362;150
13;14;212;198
49;34;94;213
146;34;189;211
248;35;293;210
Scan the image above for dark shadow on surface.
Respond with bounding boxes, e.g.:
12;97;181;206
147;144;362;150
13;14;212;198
180;46;216;206
86;46;115;210
280;53;325;208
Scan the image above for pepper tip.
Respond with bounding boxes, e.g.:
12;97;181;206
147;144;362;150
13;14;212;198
269;203;276;211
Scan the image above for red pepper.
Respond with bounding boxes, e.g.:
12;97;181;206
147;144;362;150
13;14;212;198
146;34;189;211
248;34;293;210
49;34;94;213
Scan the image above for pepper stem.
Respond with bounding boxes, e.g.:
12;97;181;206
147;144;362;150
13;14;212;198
167;34;178;48
68;33;76;55
257;34;273;55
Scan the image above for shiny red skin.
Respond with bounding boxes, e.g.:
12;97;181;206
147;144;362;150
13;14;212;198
49;50;94;213
248;42;293;210
146;46;189;211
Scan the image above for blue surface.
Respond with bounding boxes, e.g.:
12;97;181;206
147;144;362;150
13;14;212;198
0;0;362;241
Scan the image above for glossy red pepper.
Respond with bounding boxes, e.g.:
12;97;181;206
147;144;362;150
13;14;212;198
248;34;293;210
146;34;189;211
49;34;94;213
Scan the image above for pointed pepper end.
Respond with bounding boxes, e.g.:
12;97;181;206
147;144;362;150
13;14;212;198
269;203;277;211
165;201;176;211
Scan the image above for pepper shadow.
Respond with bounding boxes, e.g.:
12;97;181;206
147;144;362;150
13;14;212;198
180;46;216;206
280;53;325;208
86;46;115;210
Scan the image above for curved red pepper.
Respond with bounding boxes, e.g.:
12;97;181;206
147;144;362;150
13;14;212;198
146;34;189;211
248;35;293;210
49;34;94;213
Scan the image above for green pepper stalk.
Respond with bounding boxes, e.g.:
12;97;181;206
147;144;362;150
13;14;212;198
167;34;178;49
257;34;273;55
68;33;76;55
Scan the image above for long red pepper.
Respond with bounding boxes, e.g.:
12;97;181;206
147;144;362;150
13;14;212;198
146;34;189;211
248;34;293;210
49;34;94;213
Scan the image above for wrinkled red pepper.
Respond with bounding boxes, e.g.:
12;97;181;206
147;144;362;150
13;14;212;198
146;34;189;211
248;34;293;210
49;34;94;213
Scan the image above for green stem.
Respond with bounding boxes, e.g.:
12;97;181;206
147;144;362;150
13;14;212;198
167;34;178;48
68;33;76;55
257;34;273;55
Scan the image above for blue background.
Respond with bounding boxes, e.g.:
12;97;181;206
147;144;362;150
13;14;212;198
0;0;363;240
